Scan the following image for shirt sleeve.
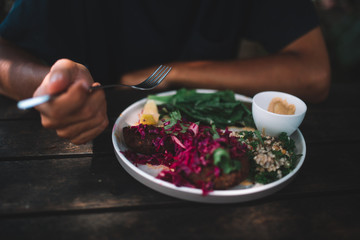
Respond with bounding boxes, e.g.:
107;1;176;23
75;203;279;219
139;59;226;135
0;0;90;65
0;0;53;61
0;0;119;83
243;0;319;53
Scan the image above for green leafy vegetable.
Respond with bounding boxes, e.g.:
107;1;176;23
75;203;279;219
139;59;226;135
277;132;302;170
278;132;295;152
254;171;278;184
148;88;254;128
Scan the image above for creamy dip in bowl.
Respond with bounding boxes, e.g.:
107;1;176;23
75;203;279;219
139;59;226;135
252;91;307;137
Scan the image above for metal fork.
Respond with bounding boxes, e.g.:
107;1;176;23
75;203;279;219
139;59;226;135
17;65;172;110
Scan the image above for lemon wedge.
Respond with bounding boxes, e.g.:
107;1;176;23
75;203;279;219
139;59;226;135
139;114;157;125
139;100;160;125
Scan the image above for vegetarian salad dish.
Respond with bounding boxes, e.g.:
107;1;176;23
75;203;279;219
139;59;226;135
120;89;302;195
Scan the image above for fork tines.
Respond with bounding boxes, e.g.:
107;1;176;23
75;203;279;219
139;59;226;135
137;65;172;89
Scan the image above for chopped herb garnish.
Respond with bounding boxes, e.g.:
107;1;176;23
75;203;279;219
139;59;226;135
164;110;182;130
254;130;265;146
213;148;242;174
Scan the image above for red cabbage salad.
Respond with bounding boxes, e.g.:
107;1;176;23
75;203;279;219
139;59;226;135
122;89;301;194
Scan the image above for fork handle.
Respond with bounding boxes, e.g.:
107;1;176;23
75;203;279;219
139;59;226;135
89;84;127;90
17;84;113;110
17;94;53;110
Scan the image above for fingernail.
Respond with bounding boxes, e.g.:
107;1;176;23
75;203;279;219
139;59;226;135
49;72;62;83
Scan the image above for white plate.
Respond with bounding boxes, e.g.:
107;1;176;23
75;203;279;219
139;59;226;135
112;89;306;203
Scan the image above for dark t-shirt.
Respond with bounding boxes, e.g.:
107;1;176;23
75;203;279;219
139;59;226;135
0;0;318;83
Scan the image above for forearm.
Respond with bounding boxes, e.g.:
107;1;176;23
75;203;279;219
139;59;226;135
0;38;50;100
167;27;330;103
168;54;326;102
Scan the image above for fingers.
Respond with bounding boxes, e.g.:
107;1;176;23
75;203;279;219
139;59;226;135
38;80;92;126
55;106;109;145
39;85;109;145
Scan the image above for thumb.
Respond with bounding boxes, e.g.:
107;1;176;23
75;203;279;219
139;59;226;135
36;59;75;96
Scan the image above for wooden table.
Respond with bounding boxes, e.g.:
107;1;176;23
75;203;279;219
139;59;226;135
1;82;359;239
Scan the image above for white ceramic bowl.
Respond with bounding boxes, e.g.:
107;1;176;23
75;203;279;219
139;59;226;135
252;91;307;137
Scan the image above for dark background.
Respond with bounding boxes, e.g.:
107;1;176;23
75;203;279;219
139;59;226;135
1;0;359;83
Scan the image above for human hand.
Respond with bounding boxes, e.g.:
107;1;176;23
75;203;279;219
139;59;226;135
33;59;109;145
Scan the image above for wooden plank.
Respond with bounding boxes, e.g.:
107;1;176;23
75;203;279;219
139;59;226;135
0;95;40;120
299;106;360;143
0;156;177;215
0;193;359;240
1;141;359;215
0;120;93;158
